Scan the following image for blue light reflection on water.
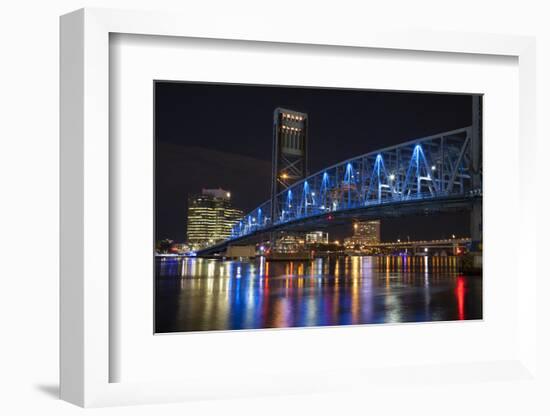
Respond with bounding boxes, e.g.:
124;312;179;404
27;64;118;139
155;256;482;333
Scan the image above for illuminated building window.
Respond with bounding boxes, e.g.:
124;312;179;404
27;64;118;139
187;188;243;248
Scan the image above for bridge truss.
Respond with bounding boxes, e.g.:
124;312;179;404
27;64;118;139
229;126;479;242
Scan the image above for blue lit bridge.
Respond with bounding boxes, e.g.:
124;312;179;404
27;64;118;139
198;126;481;256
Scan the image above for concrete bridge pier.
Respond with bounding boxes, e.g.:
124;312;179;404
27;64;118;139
225;245;256;259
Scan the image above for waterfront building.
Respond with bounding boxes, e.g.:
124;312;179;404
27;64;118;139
171;243;192;254
187;188;243;249
305;231;329;245
344;220;381;250
273;232;306;253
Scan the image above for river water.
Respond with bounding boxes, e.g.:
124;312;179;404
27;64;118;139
155;256;482;333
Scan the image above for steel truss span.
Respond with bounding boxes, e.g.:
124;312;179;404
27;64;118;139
210;127;480;251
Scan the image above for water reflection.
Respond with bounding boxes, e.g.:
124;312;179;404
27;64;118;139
155;256;482;333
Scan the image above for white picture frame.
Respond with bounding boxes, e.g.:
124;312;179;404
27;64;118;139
60;7;539;408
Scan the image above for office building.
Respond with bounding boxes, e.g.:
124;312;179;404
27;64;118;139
344;220;381;249
273;232;306;253
305;231;329;245
187;188;243;248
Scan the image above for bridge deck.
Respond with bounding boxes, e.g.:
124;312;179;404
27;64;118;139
197;193;479;256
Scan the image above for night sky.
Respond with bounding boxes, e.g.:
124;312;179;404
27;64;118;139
155;81;473;243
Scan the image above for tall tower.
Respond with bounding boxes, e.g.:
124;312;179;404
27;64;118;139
270;108;308;222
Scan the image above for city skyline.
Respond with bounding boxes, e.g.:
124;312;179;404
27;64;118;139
166;183;468;247
155;82;472;243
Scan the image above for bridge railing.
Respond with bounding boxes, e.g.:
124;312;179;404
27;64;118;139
231;127;476;240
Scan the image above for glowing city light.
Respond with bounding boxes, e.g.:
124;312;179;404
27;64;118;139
287;189;293;209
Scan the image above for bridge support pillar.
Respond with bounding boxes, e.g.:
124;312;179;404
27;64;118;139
470;199;482;251
225;245;256;259
470;95;483;252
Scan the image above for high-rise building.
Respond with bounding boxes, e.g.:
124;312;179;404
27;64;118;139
187;188;243;248
344;220;381;249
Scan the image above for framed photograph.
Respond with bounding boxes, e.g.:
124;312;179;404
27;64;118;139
60;8;540;408
154;81;483;334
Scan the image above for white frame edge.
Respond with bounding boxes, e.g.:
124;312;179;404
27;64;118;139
60;7;538;407
60;9;85;406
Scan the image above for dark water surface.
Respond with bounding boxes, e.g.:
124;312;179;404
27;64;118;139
155;256;482;333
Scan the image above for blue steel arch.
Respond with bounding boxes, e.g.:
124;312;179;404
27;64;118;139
229;127;477;242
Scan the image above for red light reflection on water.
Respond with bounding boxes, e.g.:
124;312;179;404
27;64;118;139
455;276;466;320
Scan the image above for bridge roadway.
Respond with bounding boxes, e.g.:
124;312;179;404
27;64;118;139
363;237;471;249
